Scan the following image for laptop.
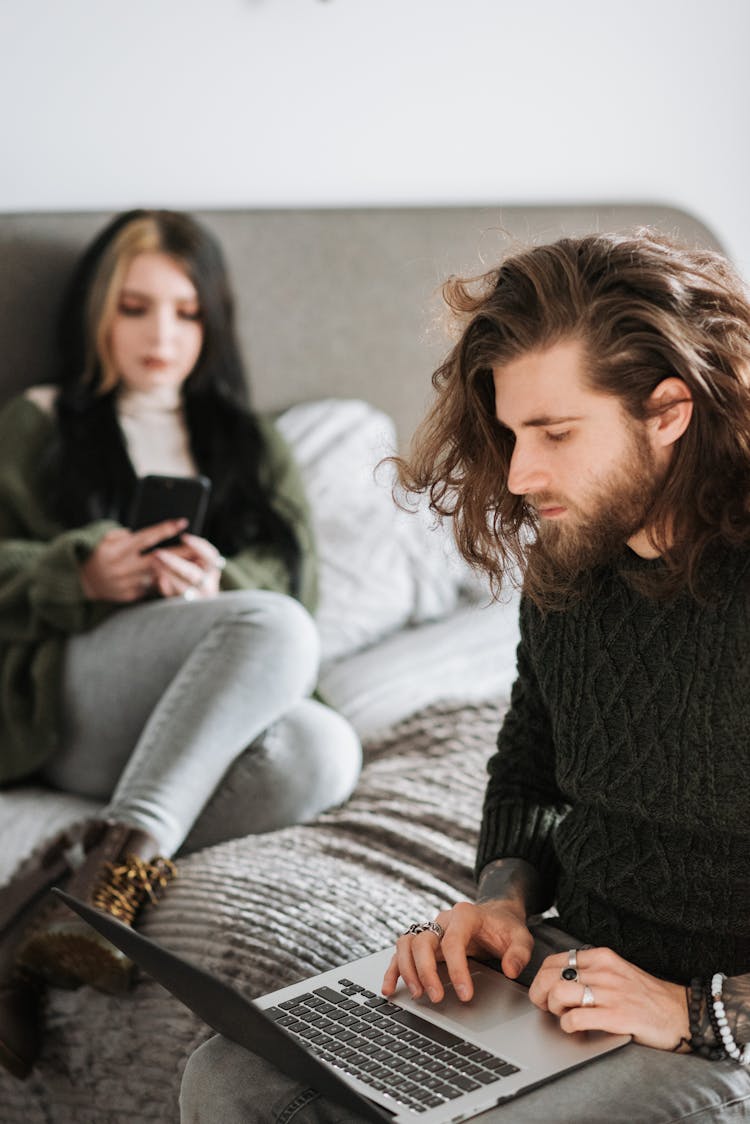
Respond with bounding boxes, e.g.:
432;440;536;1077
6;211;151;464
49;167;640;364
54;890;630;1123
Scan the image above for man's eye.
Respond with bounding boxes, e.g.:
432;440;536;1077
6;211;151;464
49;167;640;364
545;431;570;443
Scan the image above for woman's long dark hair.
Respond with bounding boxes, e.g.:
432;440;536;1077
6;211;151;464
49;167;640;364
47;209;302;593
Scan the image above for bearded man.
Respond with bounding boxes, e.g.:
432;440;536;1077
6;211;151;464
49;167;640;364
180;232;750;1123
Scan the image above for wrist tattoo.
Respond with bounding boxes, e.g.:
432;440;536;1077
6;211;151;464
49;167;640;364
476;858;544;915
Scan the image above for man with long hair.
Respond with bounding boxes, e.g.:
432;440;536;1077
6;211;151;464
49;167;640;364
180;232;750;1121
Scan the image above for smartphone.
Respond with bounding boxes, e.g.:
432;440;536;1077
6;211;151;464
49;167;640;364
128;474;212;552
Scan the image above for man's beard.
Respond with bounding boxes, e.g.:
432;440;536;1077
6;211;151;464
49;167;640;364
522;428;664;610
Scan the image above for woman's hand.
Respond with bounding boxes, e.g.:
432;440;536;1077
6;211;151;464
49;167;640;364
528;946;689;1051
151;533;225;600
79;520;188;602
382;899;534;1004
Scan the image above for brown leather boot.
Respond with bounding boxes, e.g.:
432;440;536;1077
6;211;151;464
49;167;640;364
16;820;176;995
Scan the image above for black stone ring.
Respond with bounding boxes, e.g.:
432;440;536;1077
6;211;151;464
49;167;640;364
561;947;580;981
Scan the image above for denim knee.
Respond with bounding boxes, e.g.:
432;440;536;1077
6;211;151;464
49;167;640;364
220;590;321;698
180;1035;326;1124
278;699;362;810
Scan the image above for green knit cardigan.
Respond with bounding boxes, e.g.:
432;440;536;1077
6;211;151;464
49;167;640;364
0;395;317;785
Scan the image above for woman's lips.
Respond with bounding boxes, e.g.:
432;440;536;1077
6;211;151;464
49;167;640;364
142;357;170;370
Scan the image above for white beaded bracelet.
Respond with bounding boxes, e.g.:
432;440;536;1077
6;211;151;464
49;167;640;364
710;973;750;1065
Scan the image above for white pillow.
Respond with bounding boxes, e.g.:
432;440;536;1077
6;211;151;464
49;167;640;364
276;399;414;662
395;491;494;621
278;398;489;663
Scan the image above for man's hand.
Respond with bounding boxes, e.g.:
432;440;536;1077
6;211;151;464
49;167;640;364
529;946;689;1051
79;520;188;602
381;899;534;1004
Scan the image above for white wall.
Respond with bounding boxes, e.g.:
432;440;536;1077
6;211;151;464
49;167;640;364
1;0;749;272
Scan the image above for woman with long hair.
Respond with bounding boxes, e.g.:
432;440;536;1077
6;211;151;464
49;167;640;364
0;209;361;1078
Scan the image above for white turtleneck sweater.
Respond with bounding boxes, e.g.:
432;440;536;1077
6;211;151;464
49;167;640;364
24;383;197;479
115;383;196;477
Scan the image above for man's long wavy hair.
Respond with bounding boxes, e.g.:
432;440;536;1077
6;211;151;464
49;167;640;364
396;230;750;605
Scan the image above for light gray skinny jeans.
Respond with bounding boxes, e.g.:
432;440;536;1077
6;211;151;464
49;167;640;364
179;922;750;1123
41;589;362;856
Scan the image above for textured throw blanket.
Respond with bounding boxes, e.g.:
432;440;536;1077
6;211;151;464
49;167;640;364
0;697;504;1124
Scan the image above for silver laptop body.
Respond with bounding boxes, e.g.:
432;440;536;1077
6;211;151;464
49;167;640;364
54;891;630;1124
257;947;630;1122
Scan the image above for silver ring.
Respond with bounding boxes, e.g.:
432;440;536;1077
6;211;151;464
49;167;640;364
402;921;445;940
580;985;595;1008
561;948;580;981
216;555;227;571
182;587;199;601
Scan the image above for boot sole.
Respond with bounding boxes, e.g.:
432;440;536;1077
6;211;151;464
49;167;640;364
17;928;134;995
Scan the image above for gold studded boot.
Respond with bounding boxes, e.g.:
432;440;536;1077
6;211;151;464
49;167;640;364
16;819;176;995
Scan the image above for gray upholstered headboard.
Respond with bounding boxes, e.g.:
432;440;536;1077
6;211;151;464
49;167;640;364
0;204;723;444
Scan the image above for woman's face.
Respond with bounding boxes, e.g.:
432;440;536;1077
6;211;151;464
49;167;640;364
108;251;204;394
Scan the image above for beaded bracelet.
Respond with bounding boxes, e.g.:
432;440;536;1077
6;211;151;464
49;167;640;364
688;976;726;1061
706;976;729;1060
708;973;750;1065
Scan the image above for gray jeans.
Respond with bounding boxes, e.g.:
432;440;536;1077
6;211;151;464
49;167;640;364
179;922;750;1124
41;590;361;856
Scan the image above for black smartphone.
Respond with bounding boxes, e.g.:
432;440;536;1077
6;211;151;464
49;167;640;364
128;474;212;552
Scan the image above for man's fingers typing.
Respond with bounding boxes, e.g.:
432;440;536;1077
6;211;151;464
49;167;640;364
389;933;437;999
381;953;401;997
381;900;533;1005
411;933;450;1002
497;924;534;979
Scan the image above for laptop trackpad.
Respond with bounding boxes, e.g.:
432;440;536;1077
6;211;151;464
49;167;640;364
405;961;532;1033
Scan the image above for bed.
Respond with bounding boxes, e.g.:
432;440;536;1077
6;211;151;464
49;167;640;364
0;202;722;1122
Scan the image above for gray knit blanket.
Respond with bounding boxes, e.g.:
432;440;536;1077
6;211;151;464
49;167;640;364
0;697;503;1124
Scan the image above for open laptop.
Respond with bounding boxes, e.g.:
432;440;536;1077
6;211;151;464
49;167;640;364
54;890;630;1123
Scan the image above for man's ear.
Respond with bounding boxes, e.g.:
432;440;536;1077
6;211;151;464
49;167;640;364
646;377;693;449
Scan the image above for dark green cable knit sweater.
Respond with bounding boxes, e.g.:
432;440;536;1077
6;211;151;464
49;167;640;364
476;545;750;985
0;396;318;786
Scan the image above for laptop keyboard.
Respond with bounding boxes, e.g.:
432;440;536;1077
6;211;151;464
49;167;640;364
265;977;521;1114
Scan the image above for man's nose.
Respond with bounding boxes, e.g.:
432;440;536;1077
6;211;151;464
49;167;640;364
507;444;550;497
